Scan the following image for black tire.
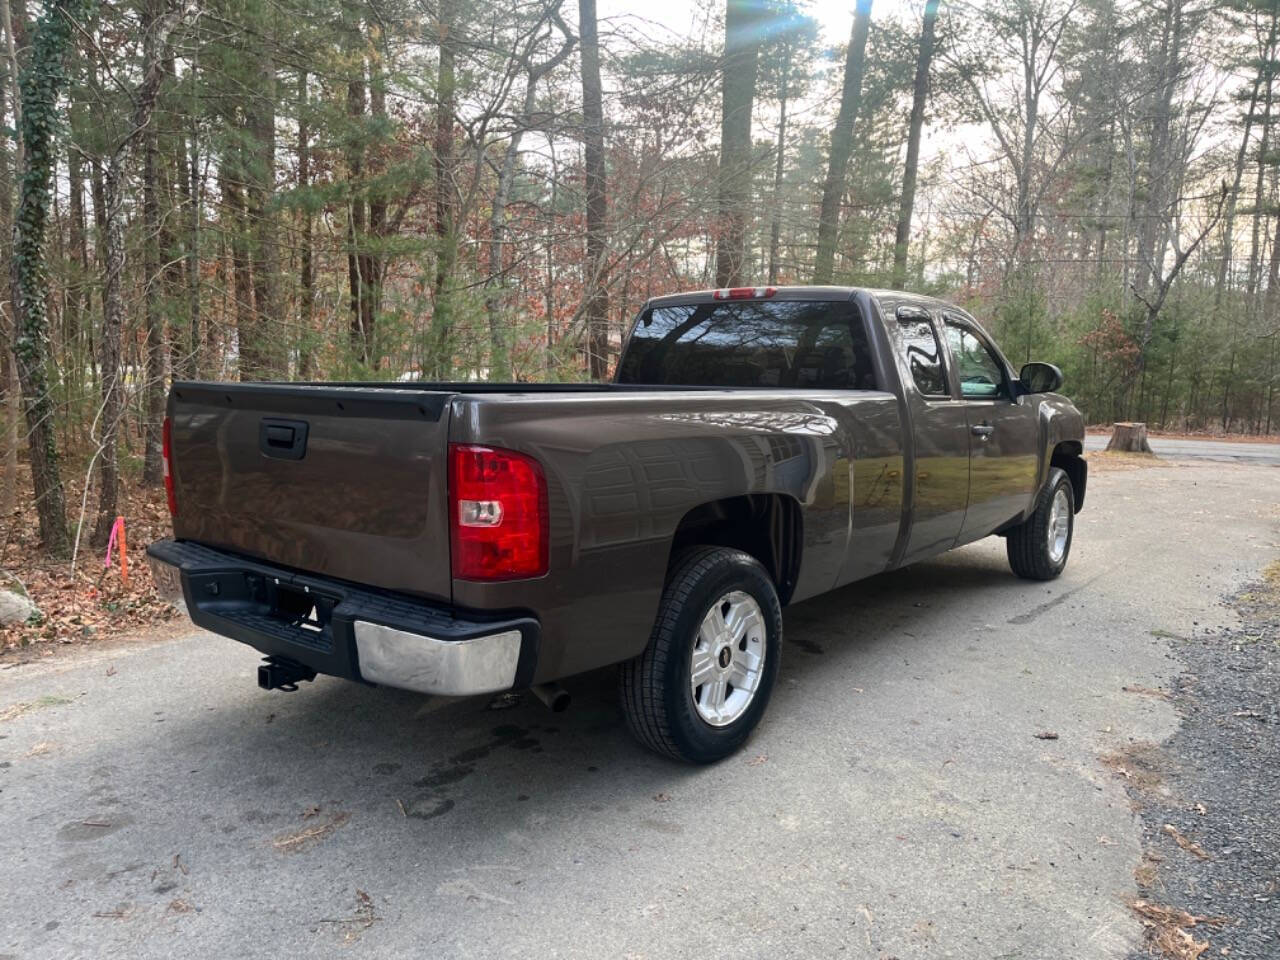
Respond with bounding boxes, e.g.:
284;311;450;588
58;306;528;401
1007;466;1074;580
619;546;783;764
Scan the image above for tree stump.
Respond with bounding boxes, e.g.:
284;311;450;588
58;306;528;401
1105;421;1154;454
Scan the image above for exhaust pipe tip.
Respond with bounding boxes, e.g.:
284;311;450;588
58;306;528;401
530;682;570;713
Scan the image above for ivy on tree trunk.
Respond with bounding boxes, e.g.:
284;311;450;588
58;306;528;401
10;0;94;557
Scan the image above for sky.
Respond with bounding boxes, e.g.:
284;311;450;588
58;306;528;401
597;0;917;52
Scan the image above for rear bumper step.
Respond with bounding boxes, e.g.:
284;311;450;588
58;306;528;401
146;539;539;696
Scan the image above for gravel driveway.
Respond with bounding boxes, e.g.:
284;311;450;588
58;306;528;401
1;461;1277;960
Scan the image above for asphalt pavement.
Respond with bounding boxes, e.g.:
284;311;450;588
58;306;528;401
1084;433;1280;464
2;463;1278;960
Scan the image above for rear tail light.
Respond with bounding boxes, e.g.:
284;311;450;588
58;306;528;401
449;444;548;581
162;416;177;516
713;286;776;300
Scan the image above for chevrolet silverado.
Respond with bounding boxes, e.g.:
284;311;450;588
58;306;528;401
148;286;1086;763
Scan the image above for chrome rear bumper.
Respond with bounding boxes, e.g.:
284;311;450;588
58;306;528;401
353;622;522;696
145;539;539;696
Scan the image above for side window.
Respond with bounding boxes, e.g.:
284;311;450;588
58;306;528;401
896;311;950;398
944;321;1008;399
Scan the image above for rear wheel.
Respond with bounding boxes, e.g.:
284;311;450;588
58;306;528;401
1007;467;1074;580
619;547;782;763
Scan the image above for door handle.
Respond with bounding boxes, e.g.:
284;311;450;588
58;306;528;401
971;424;994;438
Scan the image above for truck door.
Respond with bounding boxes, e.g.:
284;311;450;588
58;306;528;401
889;306;970;564
941;315;1039;544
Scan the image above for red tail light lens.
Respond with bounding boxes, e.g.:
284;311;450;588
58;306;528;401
162;416;178;517
449;444;548;581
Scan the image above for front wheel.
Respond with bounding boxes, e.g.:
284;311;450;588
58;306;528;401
1007;466;1074;580
619;547;782;763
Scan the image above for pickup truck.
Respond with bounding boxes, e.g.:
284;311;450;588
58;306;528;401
148;286;1086;763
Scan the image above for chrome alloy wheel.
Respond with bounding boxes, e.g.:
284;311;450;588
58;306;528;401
690;590;766;727
1047;486;1071;564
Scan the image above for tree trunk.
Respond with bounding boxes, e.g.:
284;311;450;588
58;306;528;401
766;39;790;286
91;159;127;548
183;41;201;379
713;0;764;289
345;38;367;365
429;0;458;378
361;32;387;369
1214;40;1268;308
813;0;872;285
9;0;82;556
297;69;315;379
141;103;165;485
220;158;254;380
0;0;20;521
1105;422;1153;454
579;0;608;378
1134;0;1182;302
1248;31;1276;306
245;42;281;379
891;0;938;290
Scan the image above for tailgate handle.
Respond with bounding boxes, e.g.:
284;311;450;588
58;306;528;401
259;418;309;460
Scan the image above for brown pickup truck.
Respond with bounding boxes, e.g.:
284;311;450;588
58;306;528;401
148;286;1085;763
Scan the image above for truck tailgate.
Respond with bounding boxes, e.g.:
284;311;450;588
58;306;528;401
167;383;454;602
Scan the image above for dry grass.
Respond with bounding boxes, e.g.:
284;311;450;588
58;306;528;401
271;811;351;853
1129;899;1228;960
1134;851;1164;888
1122;684;1174;701
0;694;73;723
1086;450;1166;472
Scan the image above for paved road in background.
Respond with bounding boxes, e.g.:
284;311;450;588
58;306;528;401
3;465;1279;960
1085;433;1280;464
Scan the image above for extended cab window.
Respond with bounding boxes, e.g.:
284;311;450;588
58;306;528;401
896;313;949;398
944;321;1008;399
617;300;877;389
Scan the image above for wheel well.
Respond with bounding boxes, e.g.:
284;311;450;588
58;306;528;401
1051;441;1086;512
669;494;803;604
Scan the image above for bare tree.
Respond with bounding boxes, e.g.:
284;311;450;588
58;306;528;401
891;0;939;290
580;0;608;376
713;0;764;288
813;0;872;285
485;3;575;379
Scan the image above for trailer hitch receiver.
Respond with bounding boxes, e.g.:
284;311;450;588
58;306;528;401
258;656;317;692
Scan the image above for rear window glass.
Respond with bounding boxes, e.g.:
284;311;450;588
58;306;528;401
617;300;877;389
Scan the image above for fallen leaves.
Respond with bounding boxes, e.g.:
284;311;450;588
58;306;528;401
1129;899;1228;960
1163;823;1211;861
652;792;671;803
0;481;180;655
1100;742;1168;796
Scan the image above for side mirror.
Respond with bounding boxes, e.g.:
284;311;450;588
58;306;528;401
1020;361;1063;394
